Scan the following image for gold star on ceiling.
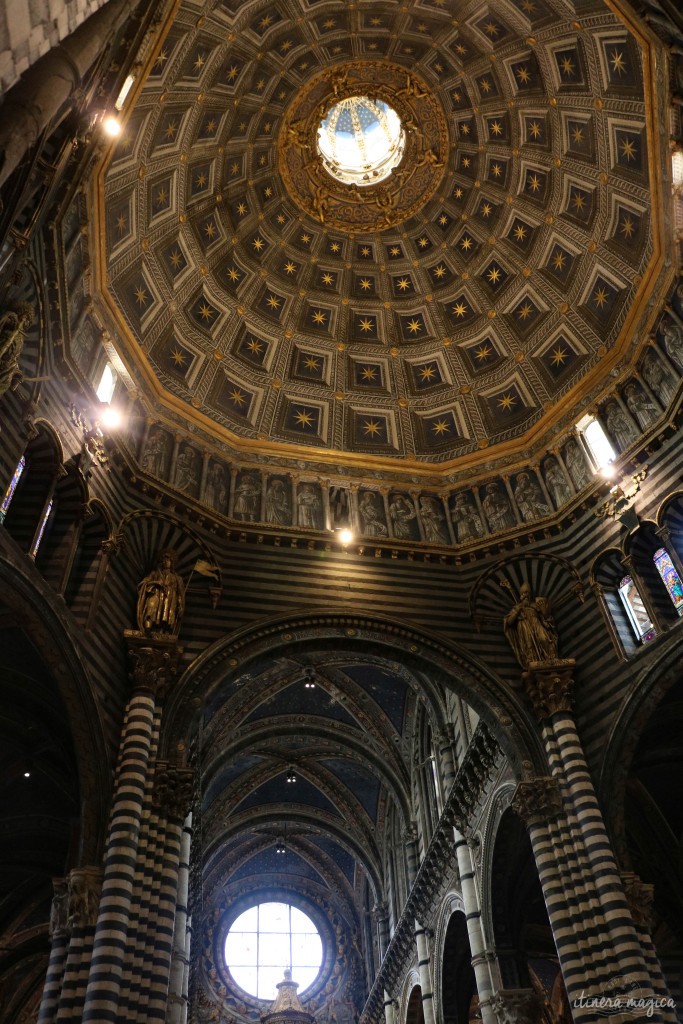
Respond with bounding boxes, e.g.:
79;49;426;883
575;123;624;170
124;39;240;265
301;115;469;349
303;356;320;371
363;419;382;437
312;309;327;325
360;246;371;257
552;250;567;271
164;121;178;140
438;215;449;226
609;49;627;75
462;156;471;168
169;250;183;268
619;137;637;162
484;20;500;35
487;266;502;285
134;285;148;306
198;302;214;320
252;237;265;251
433;264;447;279
593;286;609;308
154;48;168;67
406;318;423;334
481;202;493;218
205;119;217;134
475;344;492;361
361;366;377;381
528;121;542;139
453;187;464;199
460;123;471;135
452;301;468;317
418;364;437;381
227;267;240;282
517;301;534;319
571;126;584;145
571;192;587;213
460;236;473;252
196;173;208;188
330;242;341;253
358;317;375;333
247;338;263;354
514;225;527;242
620;215;636;238
294;408;314;428
560;55;575;76
226;65;239;81
266;294;281;310
204;220;216;239
284;261;297;275
491;163;503;178
396;278;411;291
516;65;531;84
479;79;491;93
193;53;205;71
229;388;246;406
432;419;451;435
116;213;127;233
236;202;247;216
359;278;373;291
489;120;503;136
498;391;517;411
259;14;273;29
321;273;334;286
417;237;429;248
550;346;568;366
527;173;542;192
155;188;168;207
263;186;273;197
171;347;187;366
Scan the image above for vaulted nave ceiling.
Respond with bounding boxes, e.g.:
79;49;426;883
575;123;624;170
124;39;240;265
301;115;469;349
96;0;674;480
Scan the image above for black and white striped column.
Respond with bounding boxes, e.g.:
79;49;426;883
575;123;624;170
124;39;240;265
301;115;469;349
452;832;498;1024
168;813;193;1024
38;879;68;1024
414;921;435;1024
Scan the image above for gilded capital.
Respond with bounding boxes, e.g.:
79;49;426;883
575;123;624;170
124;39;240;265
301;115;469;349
522;661;576;720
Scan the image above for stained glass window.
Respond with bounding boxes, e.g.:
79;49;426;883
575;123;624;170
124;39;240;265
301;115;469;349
653;547;683;616
0;456;25;523
225;901;322;1001
617;575;655;642
30;498;53;558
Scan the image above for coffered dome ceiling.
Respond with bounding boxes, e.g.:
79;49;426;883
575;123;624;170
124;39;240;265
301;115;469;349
96;0;672;477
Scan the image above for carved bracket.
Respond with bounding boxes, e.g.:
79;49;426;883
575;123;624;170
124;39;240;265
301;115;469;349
154;760;195;821
522;660;576;721
511;777;563;828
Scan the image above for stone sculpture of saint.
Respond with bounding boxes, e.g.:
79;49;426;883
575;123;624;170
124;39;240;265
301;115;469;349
0;302;33;398
234;474;260;521
662;320;683;372
482;481;516;533
136;550;185;636
265;478;291;525
624;383;659;429
604;402;638;451
204;463;228;512
140;429;169;478
544;460;573;509
358;491;387;537
389;494;416;538
642;351;677;406
503;582;559;670
175;446;199;493
297;483;321;529
564;439;593;491
514;473;551;523
450;492;484;543
419;496;448;544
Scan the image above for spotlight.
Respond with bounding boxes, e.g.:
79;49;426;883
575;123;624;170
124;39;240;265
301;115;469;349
286;768;297;783
338;528;353;545
601;462;617;479
100;406;122;429
102;115;122;137
275;836;286;854
303;668;316;689
22;757;33;779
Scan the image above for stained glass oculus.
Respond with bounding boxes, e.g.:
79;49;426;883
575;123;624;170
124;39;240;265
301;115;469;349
224;902;323;1001
317;96;405;186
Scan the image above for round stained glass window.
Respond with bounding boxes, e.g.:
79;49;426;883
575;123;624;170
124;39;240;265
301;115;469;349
317;96;405;186
224;901;324;1001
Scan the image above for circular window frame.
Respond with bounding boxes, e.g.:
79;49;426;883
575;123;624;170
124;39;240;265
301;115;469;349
215;889;336;1008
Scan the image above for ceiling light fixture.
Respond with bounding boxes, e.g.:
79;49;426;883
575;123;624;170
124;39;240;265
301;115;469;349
303;668;316;689
338;528;353;545
275;835;286;854
102;115;122;138
286;767;297;783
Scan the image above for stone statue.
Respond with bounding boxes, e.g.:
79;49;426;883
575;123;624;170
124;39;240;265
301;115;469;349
204;462;228;512
624;382;659;429
513;472;551;522
234;473;260;522
50;878;69;938
0;302;33;398
642;350;677;405
450;491;485;542
563;439;593;490
358;491;387;537
329;486;351;529
67;868;101;931
604;402;638;451
136;550;185;635
419;496;448;544
297;483;322;529
389;493;417;538
175;445;199;493
503;582;559;669
265;478;291;525
544;459;573;509
482;481;516;532
140;429;170;478
662;319;683;371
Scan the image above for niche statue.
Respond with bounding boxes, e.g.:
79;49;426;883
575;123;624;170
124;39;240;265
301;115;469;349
503;582;558;669
136;550;185;636
0;302;34;398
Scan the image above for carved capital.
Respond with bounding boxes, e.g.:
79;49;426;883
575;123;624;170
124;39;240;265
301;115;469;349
154;761;195;820
66;866;102;932
511;777;563;828
621;871;655;929
488;988;543;1024
125;635;182;700
401;823;418;846
522;660;576;720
